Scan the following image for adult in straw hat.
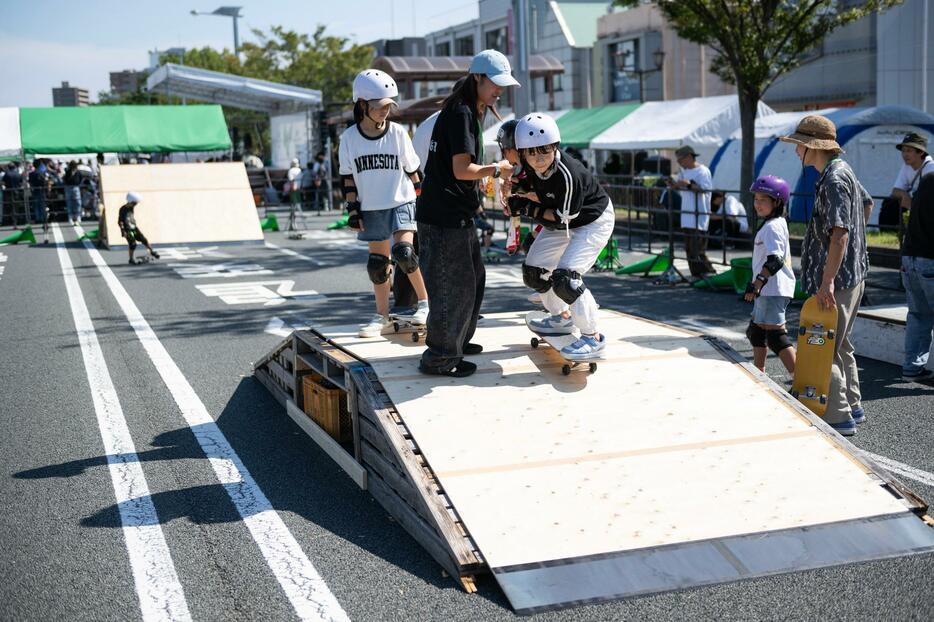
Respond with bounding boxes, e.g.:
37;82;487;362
779;114;874;436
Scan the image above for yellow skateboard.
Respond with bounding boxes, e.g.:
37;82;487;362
791;296;837;417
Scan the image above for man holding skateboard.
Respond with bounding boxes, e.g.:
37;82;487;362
781;115;873;436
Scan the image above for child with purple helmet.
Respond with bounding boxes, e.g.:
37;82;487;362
744;175;797;374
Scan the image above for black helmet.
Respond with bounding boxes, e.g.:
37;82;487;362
496;119;520;151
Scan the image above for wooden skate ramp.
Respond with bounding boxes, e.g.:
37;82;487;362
254;309;934;613
100;162;263;248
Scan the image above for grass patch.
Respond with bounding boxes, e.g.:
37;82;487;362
787;222;901;249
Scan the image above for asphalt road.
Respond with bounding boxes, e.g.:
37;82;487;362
1;216;932;621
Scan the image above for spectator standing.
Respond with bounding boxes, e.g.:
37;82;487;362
900;172;934;384
669;145;714;276
28;160;49;234
883;132;934;232
286;158;304;231
310;151;329;212
2;163;23;227
780;115;870;436
63;161;82;225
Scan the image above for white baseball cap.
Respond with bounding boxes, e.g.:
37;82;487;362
468;50;520;87
126;192;142;203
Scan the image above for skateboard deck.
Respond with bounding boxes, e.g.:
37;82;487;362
389;313;426;343
791;296;837;417
525;311;603;375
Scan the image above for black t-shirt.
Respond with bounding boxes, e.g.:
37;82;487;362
416;102;482;228
118;203;137;230
904;173;934;260
521;150;609;230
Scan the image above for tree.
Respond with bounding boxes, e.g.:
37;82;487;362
615;0;901;209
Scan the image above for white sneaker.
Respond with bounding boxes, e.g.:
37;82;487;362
410;302;429;325
528;313;574;335
561;334;606;360
359;314;390;338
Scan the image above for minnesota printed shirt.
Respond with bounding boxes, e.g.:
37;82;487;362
800;159;870;294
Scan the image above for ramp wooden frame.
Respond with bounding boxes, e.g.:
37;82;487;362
253;330;484;591
253;310;934;610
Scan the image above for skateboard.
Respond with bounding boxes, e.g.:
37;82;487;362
526;311;602;376
389;313;426;343
791;296;837;417
131;255;158;264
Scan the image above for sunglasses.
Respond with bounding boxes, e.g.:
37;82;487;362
520;145;556;156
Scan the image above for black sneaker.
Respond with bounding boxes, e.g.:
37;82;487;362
902;369;934;384
463;343;483;355
419;360;477;378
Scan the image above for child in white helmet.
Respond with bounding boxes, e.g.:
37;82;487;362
118;192;159;264
339;69;429;337
515;113;614;359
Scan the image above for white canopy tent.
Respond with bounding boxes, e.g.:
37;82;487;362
589;95;775;166
711;105;934;223
147;63;323;168
0;107;21;159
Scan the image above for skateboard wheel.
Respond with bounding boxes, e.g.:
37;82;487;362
411;332;419;343
393;322;400;332
819;396;827;404
562;364;571;376
589;363;597;374
790;389;799;398
799;326;807;336
530;337;539;348
827;330;835;340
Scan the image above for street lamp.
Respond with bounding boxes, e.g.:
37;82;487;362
614;46;665;103
190;6;243;54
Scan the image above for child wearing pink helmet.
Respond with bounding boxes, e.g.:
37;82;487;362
744;175;797;374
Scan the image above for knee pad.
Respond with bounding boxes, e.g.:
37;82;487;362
391;241;419;274
522;263;551;293
767;329;794;354
366;253;392;284
746;321;767;348
551;268;586;305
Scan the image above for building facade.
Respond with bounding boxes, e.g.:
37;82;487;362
109;70;148;96
52;81;89;107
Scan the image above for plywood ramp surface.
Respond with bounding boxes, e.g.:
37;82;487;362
326;310;915;573
100;162;263;247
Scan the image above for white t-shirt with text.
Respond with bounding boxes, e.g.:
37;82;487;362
677;163;712;231
338;122;420;211
412;111;439;174
752;217;796;298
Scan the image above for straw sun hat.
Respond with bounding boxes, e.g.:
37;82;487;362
779;115;844;154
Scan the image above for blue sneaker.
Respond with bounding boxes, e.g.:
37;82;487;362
528;313;574;335
560;334;606;360
829;417;857;437
851;407;866;424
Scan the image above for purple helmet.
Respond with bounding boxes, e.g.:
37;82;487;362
749;175;790;207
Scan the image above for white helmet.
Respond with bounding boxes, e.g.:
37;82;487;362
126;192;142;203
515;113;561;149
352;69;398;103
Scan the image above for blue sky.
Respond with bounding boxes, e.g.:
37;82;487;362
0;0;478;107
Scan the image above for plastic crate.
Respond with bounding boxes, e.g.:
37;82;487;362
302;373;351;443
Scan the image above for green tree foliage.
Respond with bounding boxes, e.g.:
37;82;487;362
615;0;901;209
96;25;374;160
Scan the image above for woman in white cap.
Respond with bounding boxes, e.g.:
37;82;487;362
515;113;615;359
415;50;518;377
339;69;429;338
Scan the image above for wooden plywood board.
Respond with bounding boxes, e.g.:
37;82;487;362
100;162;263;248
315;309;920;572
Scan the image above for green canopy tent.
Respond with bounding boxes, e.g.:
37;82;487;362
555;103;640;150
19;105;231;155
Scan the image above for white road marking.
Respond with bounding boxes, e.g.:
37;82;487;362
196;280;325;306
265;241;326;266
860;450;934;488
170;262;274;279
52;225;191;622
156;246;233;261
265;314;315;337
74;225;350;622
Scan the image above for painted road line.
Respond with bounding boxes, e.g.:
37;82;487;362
264;241;326;266
74;225;349;622
195;280;325;306
52;225;191;622
861;450;934;488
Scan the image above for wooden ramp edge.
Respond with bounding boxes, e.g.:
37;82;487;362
252;329;485;590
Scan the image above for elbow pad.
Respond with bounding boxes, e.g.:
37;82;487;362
340;174;356;199
763;254;784;276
